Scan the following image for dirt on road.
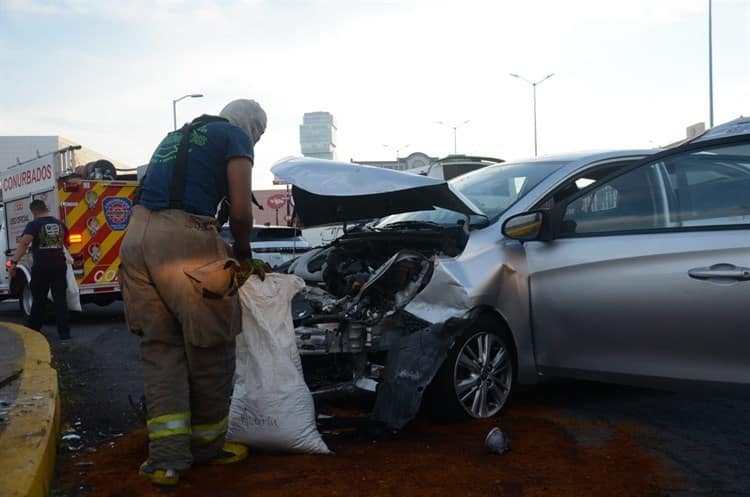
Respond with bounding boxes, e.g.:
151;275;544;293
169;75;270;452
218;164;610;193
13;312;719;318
55;401;673;497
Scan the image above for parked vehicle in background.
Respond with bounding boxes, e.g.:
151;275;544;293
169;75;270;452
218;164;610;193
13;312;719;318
406;154;504;180
272;117;750;428
0;146;137;318
221;225;312;268
301;225;345;248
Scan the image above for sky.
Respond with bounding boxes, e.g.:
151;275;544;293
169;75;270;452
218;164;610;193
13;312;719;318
0;0;748;189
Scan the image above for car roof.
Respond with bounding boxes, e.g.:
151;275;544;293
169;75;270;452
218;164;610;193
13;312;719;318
473;149;657;177
435;154;504;164
693;116;750;142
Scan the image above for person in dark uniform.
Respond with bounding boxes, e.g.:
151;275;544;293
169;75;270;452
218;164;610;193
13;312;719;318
119;98;267;486
8;199;71;340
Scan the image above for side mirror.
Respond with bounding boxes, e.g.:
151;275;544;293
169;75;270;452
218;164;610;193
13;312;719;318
502;211;545;242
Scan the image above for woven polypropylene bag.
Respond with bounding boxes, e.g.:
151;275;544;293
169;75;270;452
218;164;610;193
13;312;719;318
227;273;330;454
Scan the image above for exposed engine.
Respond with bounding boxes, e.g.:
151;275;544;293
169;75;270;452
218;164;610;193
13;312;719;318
289;228;463;356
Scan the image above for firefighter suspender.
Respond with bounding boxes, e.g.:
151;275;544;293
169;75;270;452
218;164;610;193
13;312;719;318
168;116;229;210
138;115;263;213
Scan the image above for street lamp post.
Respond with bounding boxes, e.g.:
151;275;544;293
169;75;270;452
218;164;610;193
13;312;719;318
172;93;204;130
510;73;555;156
436;120;470;154
708;0;714;128
382;143;410;160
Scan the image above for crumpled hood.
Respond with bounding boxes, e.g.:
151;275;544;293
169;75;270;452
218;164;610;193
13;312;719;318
271;157;482;226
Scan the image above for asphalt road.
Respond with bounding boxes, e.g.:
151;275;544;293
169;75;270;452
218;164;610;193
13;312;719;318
0;300;144;444
1;300;747;496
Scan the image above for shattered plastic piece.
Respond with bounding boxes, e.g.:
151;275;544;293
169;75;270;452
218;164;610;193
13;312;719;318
371;319;466;430
485;427;511;455
301;286;340;312
31;395;44;401
351;250;432;316
354;377;378;392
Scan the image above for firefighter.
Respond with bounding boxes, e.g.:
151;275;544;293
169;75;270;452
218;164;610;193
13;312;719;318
119;99;267;486
8;199;71;340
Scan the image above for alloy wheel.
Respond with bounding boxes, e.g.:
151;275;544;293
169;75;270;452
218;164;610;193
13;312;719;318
453;331;512;418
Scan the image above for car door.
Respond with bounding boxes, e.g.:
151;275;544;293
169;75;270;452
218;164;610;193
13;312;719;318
524;137;750;388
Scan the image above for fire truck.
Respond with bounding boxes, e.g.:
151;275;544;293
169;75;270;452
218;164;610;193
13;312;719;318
0;145;138;318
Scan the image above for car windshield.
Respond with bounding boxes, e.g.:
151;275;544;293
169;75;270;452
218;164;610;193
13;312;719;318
376;160;569;229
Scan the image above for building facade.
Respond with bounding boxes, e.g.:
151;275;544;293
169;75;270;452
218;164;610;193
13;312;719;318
352;151;437;172
299;112;337;160
0;136;129;173
252;188;293;226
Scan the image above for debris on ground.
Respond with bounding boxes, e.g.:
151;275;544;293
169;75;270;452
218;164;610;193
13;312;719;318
54;403;674;497
61;430;84;452
485;427;510;455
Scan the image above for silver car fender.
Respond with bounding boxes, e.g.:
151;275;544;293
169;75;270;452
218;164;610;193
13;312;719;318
404;235;538;385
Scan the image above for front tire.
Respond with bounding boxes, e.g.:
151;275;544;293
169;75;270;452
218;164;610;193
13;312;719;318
425;317;516;420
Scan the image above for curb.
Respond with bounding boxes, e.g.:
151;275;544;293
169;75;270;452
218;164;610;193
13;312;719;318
0;324;60;497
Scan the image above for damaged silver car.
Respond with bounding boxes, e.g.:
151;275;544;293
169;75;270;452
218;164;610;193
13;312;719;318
271;117;750;430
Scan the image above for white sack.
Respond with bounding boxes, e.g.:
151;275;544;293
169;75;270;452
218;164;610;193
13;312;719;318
227;273;331;454
65;263;82;312
47;248;82;312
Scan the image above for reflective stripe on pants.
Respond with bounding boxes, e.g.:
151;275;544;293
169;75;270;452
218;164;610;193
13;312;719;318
191;417;228;444
147;412;191;441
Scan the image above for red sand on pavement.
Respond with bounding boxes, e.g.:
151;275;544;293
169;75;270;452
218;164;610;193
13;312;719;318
57;404;673;497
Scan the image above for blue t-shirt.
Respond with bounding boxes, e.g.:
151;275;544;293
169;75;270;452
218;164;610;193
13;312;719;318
138;117;254;217
22;216;68;271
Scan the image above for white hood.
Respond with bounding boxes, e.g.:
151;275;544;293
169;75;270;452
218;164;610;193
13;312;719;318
271;157;482;226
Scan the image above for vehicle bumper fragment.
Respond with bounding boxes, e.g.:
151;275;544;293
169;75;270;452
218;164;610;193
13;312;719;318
370;314;474;431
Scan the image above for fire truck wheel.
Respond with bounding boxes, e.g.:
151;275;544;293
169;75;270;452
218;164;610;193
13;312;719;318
18;275;33;321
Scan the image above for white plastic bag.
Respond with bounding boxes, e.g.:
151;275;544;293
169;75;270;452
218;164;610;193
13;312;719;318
48;248;82;312
65;263;81;312
227;273;331;454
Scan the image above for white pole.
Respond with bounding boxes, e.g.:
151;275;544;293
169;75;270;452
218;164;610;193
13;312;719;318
708;0;714;128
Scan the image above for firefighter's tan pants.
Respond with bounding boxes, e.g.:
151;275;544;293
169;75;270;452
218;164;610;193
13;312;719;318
119;206;241;470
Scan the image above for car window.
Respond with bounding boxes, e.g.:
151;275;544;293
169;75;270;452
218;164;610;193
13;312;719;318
663;144;750;227
560;164;665;235
559;144;750;236
442;163;489;180
535;160;634;211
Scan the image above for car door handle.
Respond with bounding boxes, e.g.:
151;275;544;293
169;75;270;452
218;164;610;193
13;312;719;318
688;264;750;281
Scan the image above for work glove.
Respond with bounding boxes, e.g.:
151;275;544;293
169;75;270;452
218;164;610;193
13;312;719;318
236;258;271;285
